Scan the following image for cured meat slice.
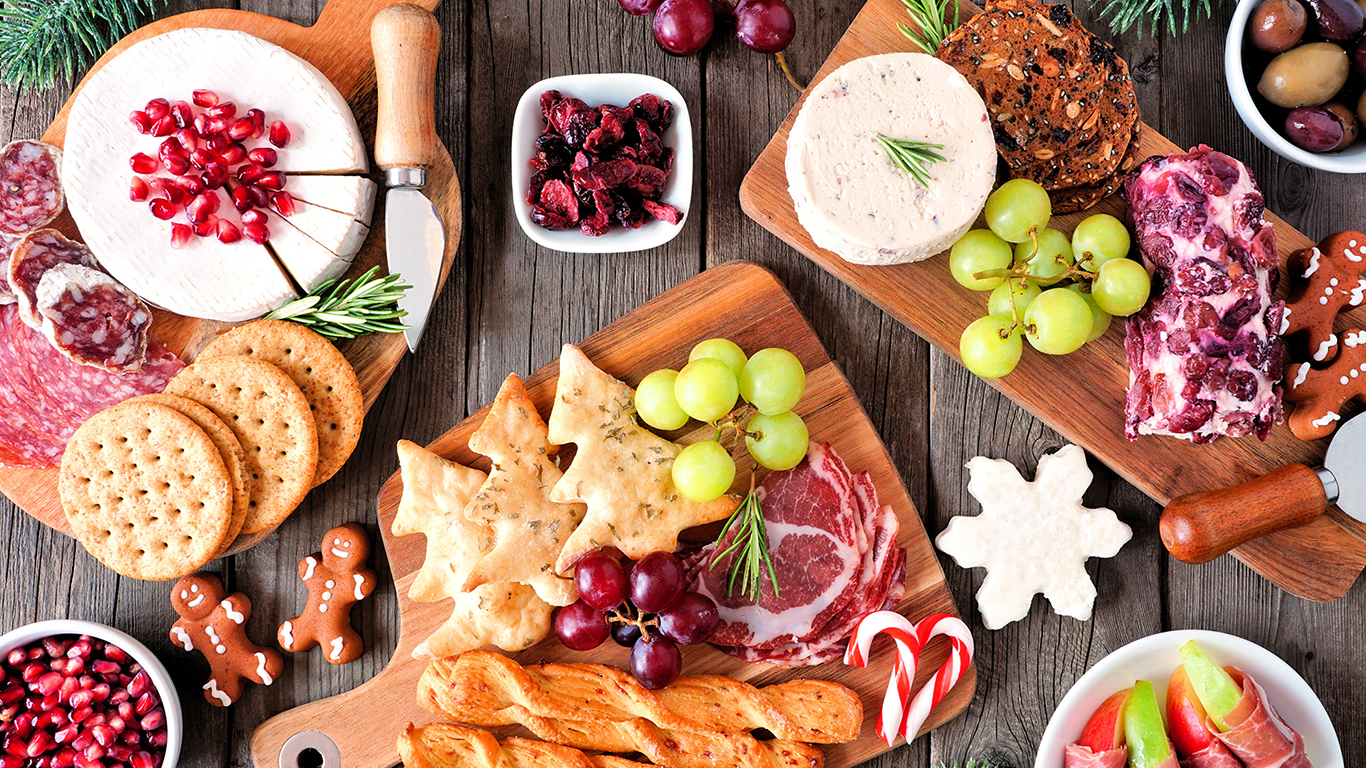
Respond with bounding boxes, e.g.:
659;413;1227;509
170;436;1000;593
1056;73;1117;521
8;229;97;329
1183;743;1244;768
1063;744;1127;768
0;232;20;304
36;264;151;373
0;140;64;235
0;305;183;468
1213;668;1311;768
1122;146;1285;443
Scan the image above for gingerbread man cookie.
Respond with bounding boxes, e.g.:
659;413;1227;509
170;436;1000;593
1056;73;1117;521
278;523;377;664
1286;329;1366;440
169;572;283;707
1283;231;1366;363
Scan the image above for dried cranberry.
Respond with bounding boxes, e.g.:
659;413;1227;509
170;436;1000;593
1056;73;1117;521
540;90;565;124
580;191;615;237
533;134;573;170
538;180;580;226
526;170;552;206
629;94;675;133
530;206;575;231
627;165;667;199
583;107;630;153
634;117;664;162
641;199;682;224
573;159;638;191
549;98;593;135
614;197;652;229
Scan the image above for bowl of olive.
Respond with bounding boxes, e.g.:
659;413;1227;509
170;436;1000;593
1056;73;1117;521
1226;0;1366;171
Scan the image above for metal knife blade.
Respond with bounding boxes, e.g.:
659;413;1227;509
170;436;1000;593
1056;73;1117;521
1324;413;1366;520
385;184;444;352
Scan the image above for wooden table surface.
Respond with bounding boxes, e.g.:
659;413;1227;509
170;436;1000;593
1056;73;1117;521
2;0;1362;765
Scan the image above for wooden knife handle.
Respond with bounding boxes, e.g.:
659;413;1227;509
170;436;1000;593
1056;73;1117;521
371;3;441;171
1160;464;1328;564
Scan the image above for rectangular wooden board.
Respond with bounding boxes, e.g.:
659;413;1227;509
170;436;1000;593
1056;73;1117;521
251;261;974;768
738;0;1366;602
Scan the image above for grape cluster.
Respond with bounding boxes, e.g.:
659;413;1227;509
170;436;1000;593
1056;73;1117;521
555;551;719;690
635;339;808;503
950;179;1154;379
616;0;795;57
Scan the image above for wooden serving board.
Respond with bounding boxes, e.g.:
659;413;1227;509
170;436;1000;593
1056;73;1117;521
251;261;973;768
0;0;462;547
738;0;1366;602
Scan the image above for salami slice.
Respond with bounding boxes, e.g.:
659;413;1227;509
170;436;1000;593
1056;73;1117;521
36;263;151;373
9;229;97;329
0;141;64;234
0;233;19;305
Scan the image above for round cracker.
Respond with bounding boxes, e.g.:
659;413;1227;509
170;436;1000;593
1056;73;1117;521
60;401;234;581
199;320;363;487
128;393;249;556
165;355;318;535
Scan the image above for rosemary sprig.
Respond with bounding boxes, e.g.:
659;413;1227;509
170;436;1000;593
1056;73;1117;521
898;0;960;54
1096;0;1213;36
0;0;163;91
265;265;411;341
708;487;779;603
876;134;946;187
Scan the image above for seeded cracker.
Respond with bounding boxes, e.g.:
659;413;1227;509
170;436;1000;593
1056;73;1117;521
1050;123;1150;214
461;374;584;606
60;400;233;581
546;345;740;574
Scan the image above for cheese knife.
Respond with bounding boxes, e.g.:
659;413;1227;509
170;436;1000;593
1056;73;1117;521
1161;412;1366;563
371;3;444;353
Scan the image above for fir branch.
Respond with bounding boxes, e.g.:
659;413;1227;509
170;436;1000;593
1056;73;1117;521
876;134;946;187
707;489;779;603
898;0;960;54
265;265;411;341
1096;0;1214;36
0;0;164;91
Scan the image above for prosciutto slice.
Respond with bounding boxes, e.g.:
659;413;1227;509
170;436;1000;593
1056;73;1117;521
1063;744;1127;768
1183;742;1245;768
1212;668;1312;768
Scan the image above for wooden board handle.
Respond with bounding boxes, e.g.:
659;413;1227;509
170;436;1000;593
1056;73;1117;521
1160;464;1328;564
371;3;441;171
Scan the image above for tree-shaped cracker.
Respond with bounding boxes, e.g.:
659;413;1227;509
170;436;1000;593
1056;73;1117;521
462;374;583;606
546;345;739;573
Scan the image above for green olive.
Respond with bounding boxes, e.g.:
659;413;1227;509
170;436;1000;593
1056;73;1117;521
1257;42;1350;108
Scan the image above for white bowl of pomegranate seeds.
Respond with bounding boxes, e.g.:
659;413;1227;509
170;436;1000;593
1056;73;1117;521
0;620;181;768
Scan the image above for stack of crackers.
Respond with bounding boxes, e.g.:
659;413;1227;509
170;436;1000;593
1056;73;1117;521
59;320;364;581
936;0;1143;214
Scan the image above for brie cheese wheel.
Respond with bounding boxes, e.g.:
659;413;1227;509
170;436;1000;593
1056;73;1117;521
268;215;353;292
785;53;996;266
63;27;371;320
285;175;377;226
282;198;370;258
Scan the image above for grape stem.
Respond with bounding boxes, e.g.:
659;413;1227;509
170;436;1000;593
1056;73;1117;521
774;52;805;92
606;603;661;643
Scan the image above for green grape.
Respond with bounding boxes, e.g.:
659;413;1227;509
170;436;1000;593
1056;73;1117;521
988;278;1042;320
1072;213;1132;271
745;411;810;471
671;440;737;502
674;358;739;422
1068;285;1113;342
959;316;1023;378
984;179;1051;243
635;369;689;431
1024;288;1093;355
738;348;806;415
689;338;748;377
1015;227;1074;285
950;230;1013;291
1092;258;1152;317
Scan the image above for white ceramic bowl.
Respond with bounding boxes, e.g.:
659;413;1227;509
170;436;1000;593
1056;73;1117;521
1226;0;1366;173
510;73;693;254
0;619;183;768
1035;630;1342;768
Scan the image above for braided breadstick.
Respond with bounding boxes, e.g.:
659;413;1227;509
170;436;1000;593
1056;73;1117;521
398;722;650;768
418;650;860;743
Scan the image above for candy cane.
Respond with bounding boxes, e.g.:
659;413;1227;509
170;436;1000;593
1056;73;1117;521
846;611;974;746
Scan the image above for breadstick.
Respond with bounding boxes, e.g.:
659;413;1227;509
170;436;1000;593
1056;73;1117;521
418;650;860;743
510;714;824;768
397;722;651;768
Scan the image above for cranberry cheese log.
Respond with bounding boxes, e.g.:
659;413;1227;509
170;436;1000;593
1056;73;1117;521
1122;146;1286;443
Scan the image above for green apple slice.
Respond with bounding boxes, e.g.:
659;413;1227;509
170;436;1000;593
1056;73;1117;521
1178;640;1243;731
1124;680;1173;768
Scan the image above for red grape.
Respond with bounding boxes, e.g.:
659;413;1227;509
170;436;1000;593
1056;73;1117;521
618;0;664;13
657;592;719;645
554;601;610;651
630;636;682;690
653;0;716;56
611;622;643;648
575;550;628;611
734;0;795;53
628;552;686;613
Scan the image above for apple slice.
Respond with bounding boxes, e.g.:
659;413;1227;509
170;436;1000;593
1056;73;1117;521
1076;688;1134;752
1178;640;1243;732
1124;680;1174;768
1167;666;1217;756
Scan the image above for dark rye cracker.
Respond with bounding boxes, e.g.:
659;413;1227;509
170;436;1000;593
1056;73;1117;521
937;0;1139;190
1050;123;1150;213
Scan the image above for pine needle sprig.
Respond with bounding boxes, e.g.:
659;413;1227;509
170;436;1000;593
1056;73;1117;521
265;265;411;341
876;134;946;187
898;0;960;54
708;489;779;603
0;0;163;91
1096;0;1214;36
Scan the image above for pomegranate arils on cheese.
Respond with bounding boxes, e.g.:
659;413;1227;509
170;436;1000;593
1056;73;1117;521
169;223;193;248
147;199;174;220
217;143;248;165
268;121;290;147
258;172;284;191
271;191;296;217
217;219;241;243
240;208;268;225
243;222;269;244
237;164;265;184
227;118;254;141
247;147;277;167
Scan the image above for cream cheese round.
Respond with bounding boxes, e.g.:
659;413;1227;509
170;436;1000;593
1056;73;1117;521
786;53;996;266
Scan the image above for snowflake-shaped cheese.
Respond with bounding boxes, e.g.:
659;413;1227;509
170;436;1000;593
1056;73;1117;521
935;444;1132;630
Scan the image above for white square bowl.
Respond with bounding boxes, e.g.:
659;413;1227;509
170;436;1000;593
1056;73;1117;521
510;73;693;254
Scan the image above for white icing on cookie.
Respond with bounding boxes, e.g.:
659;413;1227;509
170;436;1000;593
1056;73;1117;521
1293;362;1310;388
204;679;232;706
1331;277;1340;286
1340;375;1349;385
1280;306;1291;334
1312;412;1341;428
254;652;274;685
279;620;294;649
1305;250;1322;277
205;626;226;655
187;594;204;608
330;547;349;558
171;626;193;651
1315;336;1337;361
325;580;335;588
321;591;332;601
1345;330;1366;348
302;556;317;581
1353;280;1366;306
353;574;365;600
329;637;345;661
318;603;329;613
221;600;245;624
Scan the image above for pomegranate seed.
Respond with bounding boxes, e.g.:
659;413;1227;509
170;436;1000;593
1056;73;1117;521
53;725;78;745
207;102;237;120
128;111;153;134
62;658;84;679
169;224;193;249
226;117;254;141
192;113;211;137
6;650;25;667
189;149;212;170
206;133;231;152
204;116;229;136
0;704;17;725
174;128;198;152
84;737;107;757
170;101;193;129
144;730;165;750
40;708;68;728
194;215;218;237
129;752;154;768
0;756;18;768
176;176;205;197
107;744;133;762
27;730;53;757
161;185;185;206
240;208;268;225
231;186;253;212
269;121;291;147
22;663;45;683
39;693;59;712
247;108;266;138
108;690;129;705
52;748;76;768
58;677;78;700
148;199;175;220
73;754;99;768
144;98;169;119
106;716;125;736
67;709;91;726
118;730;137;747
131;694;155;718
0;686;21;706
192;89;219;107
77;676;94;690
35;673;62;696
83;715;103;728
66;690;92;711
243;222;269;244
27;648;44;661
236;164;266;184
248;184;271;207
217;143;247;165
217;220;241;244
2;735;24;757
202;163;229;189
50;658;68;675
271;192;296;217
150;116;175;138
166;155;191;175
157;137;182;158
42;639;68;659
128;154;158;174
69;733;91;752
186;198;208;224
247;147;277;167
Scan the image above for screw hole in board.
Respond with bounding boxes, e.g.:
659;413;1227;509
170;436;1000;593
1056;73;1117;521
279;732;340;768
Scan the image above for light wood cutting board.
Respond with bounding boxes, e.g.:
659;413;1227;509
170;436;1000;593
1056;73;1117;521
251;261;974;768
738;0;1366;601
0;0;462;552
